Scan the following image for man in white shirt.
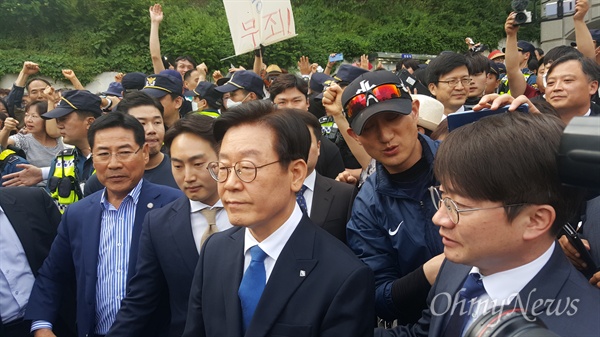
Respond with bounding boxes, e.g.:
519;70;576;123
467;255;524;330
107;114;231;337
183;100;374;337
376;109;600;337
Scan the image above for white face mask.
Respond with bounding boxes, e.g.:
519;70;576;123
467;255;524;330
191;101;199;111
226;98;242;110
226;93;250;110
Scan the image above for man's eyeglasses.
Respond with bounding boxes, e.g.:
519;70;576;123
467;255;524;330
344;83;403;119
207;160;281;183
93;146;142;163
428;186;526;224
437;78;471;88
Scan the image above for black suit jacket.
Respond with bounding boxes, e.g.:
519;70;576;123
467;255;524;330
0;187;75;336
183;215;375;337
107;196;199;337
310;173;357;243
375;244;600;337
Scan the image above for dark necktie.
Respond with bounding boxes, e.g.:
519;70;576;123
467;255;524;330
199;207;221;246
296;184;308;214
443;273;487;337
238;245;268;333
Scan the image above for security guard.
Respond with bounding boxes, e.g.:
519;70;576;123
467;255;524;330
42;90;101;210
185;81;223;118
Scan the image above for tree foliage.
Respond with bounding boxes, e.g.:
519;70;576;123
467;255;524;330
0;0;540;84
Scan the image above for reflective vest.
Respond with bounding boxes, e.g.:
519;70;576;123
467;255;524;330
49;148;83;212
195;110;221;118
498;70;537;95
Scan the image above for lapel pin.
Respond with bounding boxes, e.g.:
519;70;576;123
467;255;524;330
147;202;154;209
299;270;306;277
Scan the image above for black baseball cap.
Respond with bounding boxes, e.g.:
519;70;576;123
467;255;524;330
42;90;102;119
215;70;265;98
142;73;184;98
341;71;413;135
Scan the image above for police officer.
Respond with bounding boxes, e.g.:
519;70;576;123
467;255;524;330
42;90;101;210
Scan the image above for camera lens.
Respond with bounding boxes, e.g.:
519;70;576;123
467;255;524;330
515;11;528;25
465;309;560;337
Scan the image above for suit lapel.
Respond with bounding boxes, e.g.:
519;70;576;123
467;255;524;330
310;174;333;227
429;262;471;337
247;216;318;336
169;197;199;273
128;181;159;280
82;195;103;305
222;228;245;336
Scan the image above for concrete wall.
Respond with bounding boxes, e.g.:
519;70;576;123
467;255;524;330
540;0;600;51
1;72;119;94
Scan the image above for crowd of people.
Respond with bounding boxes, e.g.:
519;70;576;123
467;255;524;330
1;1;600;336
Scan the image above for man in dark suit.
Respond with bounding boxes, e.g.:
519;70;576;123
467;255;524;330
183;100;375;337
296;112;357;243
107;114;231;337
375;111;600;337
0;187;75;337
25;113;182;337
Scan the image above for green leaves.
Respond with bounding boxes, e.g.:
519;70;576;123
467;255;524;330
0;0;540;83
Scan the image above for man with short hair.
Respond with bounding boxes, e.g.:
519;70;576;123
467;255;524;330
269;73;344;179
107;114;231;337
25;112;182;337
334;70;445;324
427;52;470;115
545;54;600;122
142;73;185;128
464;53;491;109
5;61;46;118
215;70;266;108
375;112;600;337
84;91;178;195
183;100;374;337
294;111;357;243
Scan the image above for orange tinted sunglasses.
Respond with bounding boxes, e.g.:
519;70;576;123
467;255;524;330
344;84;403;119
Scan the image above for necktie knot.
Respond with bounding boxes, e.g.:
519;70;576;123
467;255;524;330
249;245;267;262
461;273;486;300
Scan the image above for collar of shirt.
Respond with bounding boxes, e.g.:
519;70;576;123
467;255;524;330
471;241;555;304
243;203;303;281
100;178;144;210
190;199;224;212
304;170;316;192
584;108;591;117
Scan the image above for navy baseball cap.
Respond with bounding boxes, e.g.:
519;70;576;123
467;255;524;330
215;70;265;98
42;90;102;119
122;72;147;91
142;73;184;98
333;64;369;84
309;72;335;93
102;82;124;98
517;41;535;56
341;71;413;135
185;81;222;108
590;29;600;43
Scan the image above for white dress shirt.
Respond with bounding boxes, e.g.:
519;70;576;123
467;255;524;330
242;203;303;282
190;199;231;253
302;170;316;216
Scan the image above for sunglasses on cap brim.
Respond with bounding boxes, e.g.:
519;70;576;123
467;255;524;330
344;83;404;119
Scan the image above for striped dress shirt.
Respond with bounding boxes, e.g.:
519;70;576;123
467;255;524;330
94;179;142;334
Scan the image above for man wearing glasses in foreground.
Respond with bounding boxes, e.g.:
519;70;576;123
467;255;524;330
322;70;444;325
25;113;182;337
183;100;374;337
376;111;600;337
